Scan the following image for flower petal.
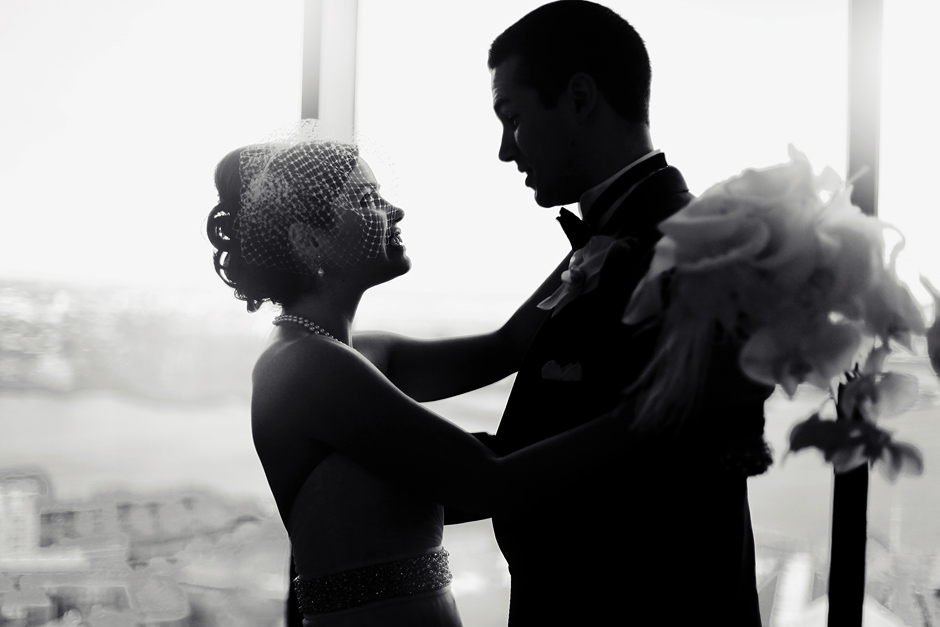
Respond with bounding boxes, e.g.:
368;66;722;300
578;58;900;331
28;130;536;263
623;276;664;325
739;329;789;390
539;235;618;317
804;321;863;385
838;374;877;422
872;372;919;419
860;273;926;344
862;345;891;375
927;320;940;377
876;441;924;482
832;444;869;474
788;414;846;454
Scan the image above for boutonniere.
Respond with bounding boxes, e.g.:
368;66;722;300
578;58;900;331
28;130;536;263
538;235;618;316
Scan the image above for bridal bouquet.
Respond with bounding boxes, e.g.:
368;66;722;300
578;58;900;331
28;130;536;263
623;146;932;480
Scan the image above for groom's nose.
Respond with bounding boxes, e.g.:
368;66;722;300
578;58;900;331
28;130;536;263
498;127;518;163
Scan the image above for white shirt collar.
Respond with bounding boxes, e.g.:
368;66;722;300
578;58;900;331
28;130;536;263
577;149;662;224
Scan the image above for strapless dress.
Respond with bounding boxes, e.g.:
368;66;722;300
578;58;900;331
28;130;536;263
289;452;463;627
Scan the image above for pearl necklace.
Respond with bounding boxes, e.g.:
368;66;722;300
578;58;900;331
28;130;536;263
272;314;342;343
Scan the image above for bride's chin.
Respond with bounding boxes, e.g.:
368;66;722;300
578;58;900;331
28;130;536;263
391;249;412;270
395;257;413;276
368;263;411;290
380;256;413;281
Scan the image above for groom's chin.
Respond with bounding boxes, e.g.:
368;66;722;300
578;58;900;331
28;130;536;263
533;193;563;209
532;190;554;208
531;185;571;209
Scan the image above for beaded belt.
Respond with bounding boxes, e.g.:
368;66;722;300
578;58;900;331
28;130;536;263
294;548;453;615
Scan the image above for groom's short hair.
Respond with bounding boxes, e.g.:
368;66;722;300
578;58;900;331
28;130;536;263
488;0;651;126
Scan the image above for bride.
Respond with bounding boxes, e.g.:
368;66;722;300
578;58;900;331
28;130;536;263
206;124;628;626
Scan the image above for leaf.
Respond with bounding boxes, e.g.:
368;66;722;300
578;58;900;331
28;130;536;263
788;414;854;455
787;413;922;481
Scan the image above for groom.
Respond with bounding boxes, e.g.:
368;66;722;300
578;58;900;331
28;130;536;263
475;2;773;625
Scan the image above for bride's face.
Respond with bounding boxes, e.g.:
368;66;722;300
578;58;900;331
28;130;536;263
325;157;411;284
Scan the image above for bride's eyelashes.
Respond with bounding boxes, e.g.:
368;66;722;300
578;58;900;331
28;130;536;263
356;188;385;211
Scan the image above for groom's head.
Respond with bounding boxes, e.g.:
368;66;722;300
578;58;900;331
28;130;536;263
489;1;653;207
489;1;651;126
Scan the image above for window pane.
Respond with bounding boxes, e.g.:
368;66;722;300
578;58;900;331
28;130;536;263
0;2;303;624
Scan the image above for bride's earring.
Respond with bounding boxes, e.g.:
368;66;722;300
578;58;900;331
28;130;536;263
288;222;326;277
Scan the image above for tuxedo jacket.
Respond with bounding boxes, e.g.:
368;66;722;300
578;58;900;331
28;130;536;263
486;153;772;626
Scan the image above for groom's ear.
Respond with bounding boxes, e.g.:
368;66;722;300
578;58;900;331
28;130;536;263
567;72;598;119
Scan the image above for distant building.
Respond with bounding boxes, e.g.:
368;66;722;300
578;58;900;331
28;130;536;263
0;469;48;556
0;469;192;626
41;494;122;547
0;469;90;573
0;466;286;625
761;551;938;627
0;586;54;627
18;571;189;627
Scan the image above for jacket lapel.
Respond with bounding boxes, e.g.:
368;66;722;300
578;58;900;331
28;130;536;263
584;153;669;229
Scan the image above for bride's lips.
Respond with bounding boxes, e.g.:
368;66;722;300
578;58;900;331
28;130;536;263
386;227;404;249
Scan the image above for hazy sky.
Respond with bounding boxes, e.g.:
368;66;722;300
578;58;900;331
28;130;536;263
1;0;937;322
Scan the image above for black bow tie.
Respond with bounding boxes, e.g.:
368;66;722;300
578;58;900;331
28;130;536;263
557;207;593;250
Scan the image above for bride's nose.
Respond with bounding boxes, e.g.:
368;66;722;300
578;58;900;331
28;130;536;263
386;205;404;223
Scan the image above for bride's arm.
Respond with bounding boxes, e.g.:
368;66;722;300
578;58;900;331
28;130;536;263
353;253;570;401
252;335;625;520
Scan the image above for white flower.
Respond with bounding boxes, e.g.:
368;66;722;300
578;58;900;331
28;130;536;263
838;371;918;423
561;266;586;289
739;316;862;397
622;145;932;442
539;236;618;316
626;147;834;333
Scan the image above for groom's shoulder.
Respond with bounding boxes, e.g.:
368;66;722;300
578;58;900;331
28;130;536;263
604;166;693;239
638;165;694;216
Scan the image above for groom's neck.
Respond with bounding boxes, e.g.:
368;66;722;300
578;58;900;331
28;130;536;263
577;121;654;193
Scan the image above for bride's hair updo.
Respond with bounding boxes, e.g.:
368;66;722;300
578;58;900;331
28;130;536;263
206;140;360;312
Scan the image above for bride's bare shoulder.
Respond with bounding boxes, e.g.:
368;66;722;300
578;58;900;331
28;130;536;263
255;335;362;387
251;335;389;421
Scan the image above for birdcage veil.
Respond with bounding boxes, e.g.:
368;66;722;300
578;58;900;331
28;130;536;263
236;119;400;275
